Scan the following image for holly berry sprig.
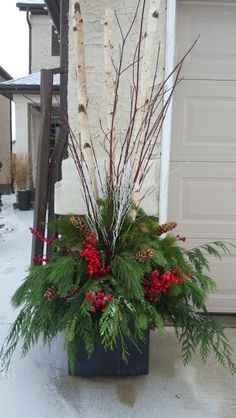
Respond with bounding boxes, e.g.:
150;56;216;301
85;291;113;313
32;255;49;263
79;232;111;277
30;227;57;245
143;267;191;302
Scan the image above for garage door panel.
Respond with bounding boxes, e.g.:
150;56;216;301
177;3;236;79
169;2;236;312
168;163;236;239
171;81;236;162
207;257;236;313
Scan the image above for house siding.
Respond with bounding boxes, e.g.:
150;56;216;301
0;74;11;194
31;14;60;72
55;0;167;215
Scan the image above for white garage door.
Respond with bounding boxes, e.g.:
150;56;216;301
168;1;236;312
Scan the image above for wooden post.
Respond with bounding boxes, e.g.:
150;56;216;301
31;69;53;264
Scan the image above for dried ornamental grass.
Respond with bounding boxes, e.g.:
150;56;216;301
12;154;29;190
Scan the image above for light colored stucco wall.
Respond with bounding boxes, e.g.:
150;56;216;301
30;106;41;187
0;75;11;193
31;15;60;73
13;94;59;189
55;0;166;216
14;96;30;157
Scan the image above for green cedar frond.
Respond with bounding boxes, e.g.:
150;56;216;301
12;266;49;307
47;255;82;296
0;309;28;371
99;301;120;351
164;302;236;375
111;253;145;299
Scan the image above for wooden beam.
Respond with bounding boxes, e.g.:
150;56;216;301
31;69;53;264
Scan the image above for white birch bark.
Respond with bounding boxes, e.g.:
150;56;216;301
72;1;99;198
104;9;116;181
131;0;161;214
104;9;116;136
104;9;116;180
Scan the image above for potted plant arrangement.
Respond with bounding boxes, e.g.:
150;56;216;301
1;211;235;376
11;154;31;211
1;0;235;376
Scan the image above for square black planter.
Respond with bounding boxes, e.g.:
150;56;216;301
17;190;31;211
69;329;150;377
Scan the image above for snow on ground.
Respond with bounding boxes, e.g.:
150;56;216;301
0;194;34;323
0;195;236;418
0;194;21;243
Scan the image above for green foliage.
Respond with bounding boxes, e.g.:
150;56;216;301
46;255;83;296
161;301;236;374
0;209;235;375
49;215;85;249
111;252;146;299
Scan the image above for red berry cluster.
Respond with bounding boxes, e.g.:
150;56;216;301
79;232;110;277
85;291;113;313
177;235;186;242
30;227;57;245
143;267;184;302
32;255;49;263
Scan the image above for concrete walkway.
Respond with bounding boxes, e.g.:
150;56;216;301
0;196;236;418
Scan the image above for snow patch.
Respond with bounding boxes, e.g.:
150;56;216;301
0;195;22;242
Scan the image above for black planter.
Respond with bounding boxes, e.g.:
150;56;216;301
69;329;150;377
17;190;31;211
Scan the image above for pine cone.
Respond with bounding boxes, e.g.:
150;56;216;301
70;216;91;236
138;222;149;233
135;248;155;263
44;285;58;301
157;221;177;235
67;284;80;296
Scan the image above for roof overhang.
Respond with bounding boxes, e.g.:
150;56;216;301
0;67;12;81
0;84;60;100
16;2;48;14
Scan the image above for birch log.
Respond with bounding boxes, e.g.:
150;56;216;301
131;0;161;213
104;9;116;182
104;10;116;136
72;1;99;199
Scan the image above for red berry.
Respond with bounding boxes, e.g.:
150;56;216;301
96;299;102;306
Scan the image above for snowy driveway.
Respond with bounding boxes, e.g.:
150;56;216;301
0;195;236;418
